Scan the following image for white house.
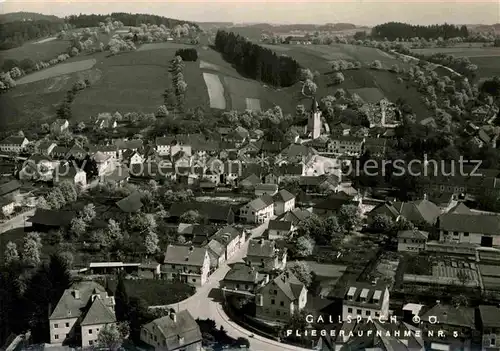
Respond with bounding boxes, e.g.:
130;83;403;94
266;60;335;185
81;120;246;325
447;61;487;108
89;145;118;160
267;220;294;240
273;189;295;216
0;136;29;154
155;137;172;156
162;245;211;287
397;230;429;253
53;162;87;186
0;198;15;216
93;151;112;176
211;225;244;260
239;194;274;224
50;119;69;134
342;283;390;321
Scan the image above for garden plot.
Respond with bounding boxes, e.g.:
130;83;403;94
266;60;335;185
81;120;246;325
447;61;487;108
224;76;261;111
16;58;97;85
246;98;261;111
203;72;226;109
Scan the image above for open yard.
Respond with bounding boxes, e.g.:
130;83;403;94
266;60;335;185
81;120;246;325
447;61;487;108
16;58;97;85
224;76;262;111
203;72;227;109
106;279;195;306
246;98;261;111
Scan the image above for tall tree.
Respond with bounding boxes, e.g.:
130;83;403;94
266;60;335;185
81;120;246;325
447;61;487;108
114;274;130;322
4;241;19;265
97;323;123;351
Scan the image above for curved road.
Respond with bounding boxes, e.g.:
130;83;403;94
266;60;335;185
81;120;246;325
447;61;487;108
166;222;311;351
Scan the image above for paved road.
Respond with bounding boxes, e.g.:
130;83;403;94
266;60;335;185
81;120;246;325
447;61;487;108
0;209;34;234
166;221;311;351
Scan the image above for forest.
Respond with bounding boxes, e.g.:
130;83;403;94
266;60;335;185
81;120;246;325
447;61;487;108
214;30;301;87
175;48;198;62
65;13;199;30
0;20;67;50
371;22;469;41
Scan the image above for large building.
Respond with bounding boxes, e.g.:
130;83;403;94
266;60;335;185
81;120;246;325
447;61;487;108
239;194;275;224
162;245;211;286
49;281;116;348
255;270;307;322
244;238;287;272
307;98;322;140
140;309;202;351
438;213;500;247
342;282;390;321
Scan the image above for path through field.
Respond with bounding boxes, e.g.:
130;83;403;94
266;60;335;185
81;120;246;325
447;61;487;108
203;72;226;109
16;58;97;85
35;37;57;44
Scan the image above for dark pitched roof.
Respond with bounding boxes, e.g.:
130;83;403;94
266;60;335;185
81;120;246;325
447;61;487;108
0;179;21;197
212;225;242;246
114;139;143;150
280;144;318;158
223;262;259;283
478;305;500;328
168;202;238;222
278;208;313;225
144;310;202;350
164;245;207;266
1;135;26;145
255;183;278;192
80;296;116;325
313;194;357;211
265;270;304;301
247;238;275;257
420;303;475;328
447;202;473;215
246;194;274;211
397;230;429;240
344;282;388;310
27;208;75;226
438;213;500;235
116;191;143;213
273;189;295;203
241;173;261;186
268;220;292;231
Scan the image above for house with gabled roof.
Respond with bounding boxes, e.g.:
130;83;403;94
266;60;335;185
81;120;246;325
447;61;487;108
239;173;261;189
35;140;57;156
0;179;21;200
438;213;500;247
367;198;441;228
169;202;238;224
273;189;295;215
244;238;286;272
27;208;76;231
52;162;86;186
221;262;270;297
162;245;210;286
89;144;118;160
267;219;294;240
66;144;87;159
397;230;429;253
50;119;69;134
328;135;364;156
49;281;116;348
276;208;313;226
212;225;244;261
239;194;274;224
140;309;202;351
255;270;307;322
255;183;278;196
477;305;500;351
116;191;143;213
342;282;389;321
0;135;29;153
93;151;112;176
330;122;351;136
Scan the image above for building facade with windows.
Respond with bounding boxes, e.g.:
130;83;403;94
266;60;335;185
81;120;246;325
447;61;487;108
342;283;390;321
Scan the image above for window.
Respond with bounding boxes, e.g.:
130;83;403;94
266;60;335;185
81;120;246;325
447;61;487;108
89;329;93;334
357;309;362;315
65;323;69;328
54;335;59;340
276;310;281;316
375;312;380;317
192;279;196;283
89;341;93;346
236;284;240;289
491;337;496;347
366;310;371;316
54;324;59;328
464;232;469;237
271;299;275;305
245;285;249;290
453;231;459;236
280;301;284;306
348;308;353;313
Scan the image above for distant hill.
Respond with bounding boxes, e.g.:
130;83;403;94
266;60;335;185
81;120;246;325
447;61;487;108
0;12;63;24
66;13;200;30
467;23;500;33
233;23;357;32
196;22;234;30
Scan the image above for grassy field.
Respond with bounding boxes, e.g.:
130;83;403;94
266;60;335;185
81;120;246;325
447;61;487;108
16;58;97;85
0;39;70;67
203;72;227;109
106;279;195;306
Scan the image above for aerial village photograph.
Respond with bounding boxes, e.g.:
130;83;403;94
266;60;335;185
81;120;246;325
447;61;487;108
1;0;500;350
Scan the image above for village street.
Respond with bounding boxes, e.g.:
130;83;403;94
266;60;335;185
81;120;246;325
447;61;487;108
166;221;312;351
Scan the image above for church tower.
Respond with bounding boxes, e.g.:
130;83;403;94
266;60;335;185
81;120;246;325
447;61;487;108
307;97;322;139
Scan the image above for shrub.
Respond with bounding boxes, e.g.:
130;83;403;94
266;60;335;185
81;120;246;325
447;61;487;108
175;48;198;61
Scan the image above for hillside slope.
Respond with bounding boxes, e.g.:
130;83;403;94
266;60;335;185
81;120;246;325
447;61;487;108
0;12;63;23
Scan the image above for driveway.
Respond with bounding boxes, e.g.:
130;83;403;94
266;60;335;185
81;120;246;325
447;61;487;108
167;221;311;351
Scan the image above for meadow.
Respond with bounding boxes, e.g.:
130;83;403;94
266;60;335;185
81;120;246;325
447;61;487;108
0;38;70;67
16;58;97;85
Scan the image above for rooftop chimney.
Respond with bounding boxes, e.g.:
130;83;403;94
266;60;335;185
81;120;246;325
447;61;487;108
189;246;194;252
436;300;440;304
170;310;177;323
259;239;264;245
73;290;80;299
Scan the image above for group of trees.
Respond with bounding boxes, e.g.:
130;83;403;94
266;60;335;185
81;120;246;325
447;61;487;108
167;55;188;112
0;19;70;50
65;13;199;31
371;22;469;41
214;30;301;87
56;79;90;120
175;48;198;61
37;180;79;211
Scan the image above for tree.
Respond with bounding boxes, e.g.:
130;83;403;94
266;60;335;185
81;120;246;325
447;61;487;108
4;241;19;265
41;123;50;133
303;79;317;96
144;230;159;255
115;274;130;322
107;219;123;243
334;88;346;99
370;214;394;233
338;204;362;232
58;181;78;203
177;235;186;244
294;236;315;257
59;251;74;269
97;323;123;351
370;60;383;70
298;68;314;81
180;210;202;224
81;203;96;222
451;294;469;307
23;233;42;266
70;217;87;238
156;104;169;117
331;72;344;85
288;261;312;287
